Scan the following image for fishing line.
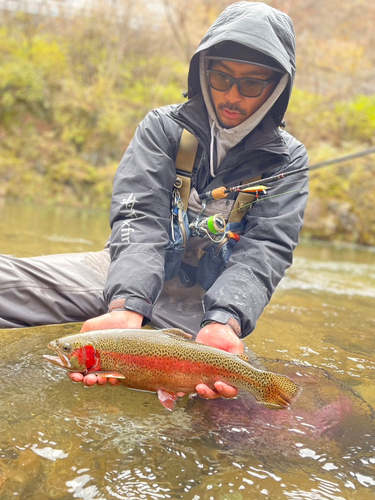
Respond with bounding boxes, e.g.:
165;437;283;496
216;174;309;218
218;187;308;219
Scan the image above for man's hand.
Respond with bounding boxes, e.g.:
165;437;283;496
195;322;243;400
80;310;143;333
68;310;143;387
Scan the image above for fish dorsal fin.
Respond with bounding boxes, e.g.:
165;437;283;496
237;353;251;363
161;328;193;340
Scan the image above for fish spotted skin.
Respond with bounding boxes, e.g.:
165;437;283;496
45;328;302;410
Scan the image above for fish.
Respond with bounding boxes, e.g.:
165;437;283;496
44;328;302;411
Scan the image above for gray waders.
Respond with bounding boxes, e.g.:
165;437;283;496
0;248;206;337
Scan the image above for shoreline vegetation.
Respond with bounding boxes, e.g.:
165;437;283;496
1;1;374;245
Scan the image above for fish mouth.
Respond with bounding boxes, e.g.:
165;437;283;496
43;345;73;370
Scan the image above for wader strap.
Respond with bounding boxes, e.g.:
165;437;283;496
175;128;199;210
228;175;262;223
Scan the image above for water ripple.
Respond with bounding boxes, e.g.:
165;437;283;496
281;257;375;297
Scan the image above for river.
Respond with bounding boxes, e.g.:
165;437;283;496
1;200;375;499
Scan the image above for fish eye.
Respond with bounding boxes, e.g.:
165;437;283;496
61;344;71;353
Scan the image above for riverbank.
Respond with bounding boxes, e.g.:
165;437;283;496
2;144;375;247
1;5;374;245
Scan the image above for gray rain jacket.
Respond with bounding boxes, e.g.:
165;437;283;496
104;1;309;337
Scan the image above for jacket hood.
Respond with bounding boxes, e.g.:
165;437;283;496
187;1;296;126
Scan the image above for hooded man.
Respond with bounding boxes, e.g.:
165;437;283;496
0;2;308;400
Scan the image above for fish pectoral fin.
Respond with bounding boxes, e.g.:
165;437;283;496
157;389;179;411
90;371;126;379
161;328;193;340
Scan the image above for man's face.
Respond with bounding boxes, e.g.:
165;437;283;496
209;60;277;128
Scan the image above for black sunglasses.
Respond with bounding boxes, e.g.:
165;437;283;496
207;69;278;98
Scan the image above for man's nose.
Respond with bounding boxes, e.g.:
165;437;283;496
225;82;243;102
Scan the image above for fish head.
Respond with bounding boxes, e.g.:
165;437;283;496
44;337;100;373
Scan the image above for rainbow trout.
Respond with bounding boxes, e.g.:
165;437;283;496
44;328;302;411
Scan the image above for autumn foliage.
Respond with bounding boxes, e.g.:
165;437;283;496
0;0;374;244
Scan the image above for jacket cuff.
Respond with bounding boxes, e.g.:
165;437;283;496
108;297;153;325
201;309;241;337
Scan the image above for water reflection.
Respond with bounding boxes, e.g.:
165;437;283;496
280;257;375;298
0;200;109;257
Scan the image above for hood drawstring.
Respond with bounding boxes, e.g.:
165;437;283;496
209;120;237;178
209;121;216;178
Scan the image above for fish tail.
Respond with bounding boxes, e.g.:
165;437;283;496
242;370;302;409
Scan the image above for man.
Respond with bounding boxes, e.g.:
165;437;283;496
0;2;308;400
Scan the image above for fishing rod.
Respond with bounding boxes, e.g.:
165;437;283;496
309;146;375;171
199;145;375;202
193;167;309;240
198;166;309;203
225;166;309;194
190;146;375;241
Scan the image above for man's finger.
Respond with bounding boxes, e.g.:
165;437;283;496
108;378;121;386
83;374;101;386
214;381;238;399
196;383;221;400
68;372;84;383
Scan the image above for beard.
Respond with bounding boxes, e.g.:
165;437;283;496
216;102;247;128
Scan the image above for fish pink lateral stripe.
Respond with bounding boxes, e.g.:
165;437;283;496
88;350;254;393
96;350;230;376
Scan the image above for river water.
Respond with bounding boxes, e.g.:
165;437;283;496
1;200;375;500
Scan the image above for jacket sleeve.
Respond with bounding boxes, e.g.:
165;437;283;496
103;109;179;322
201;133;309;337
